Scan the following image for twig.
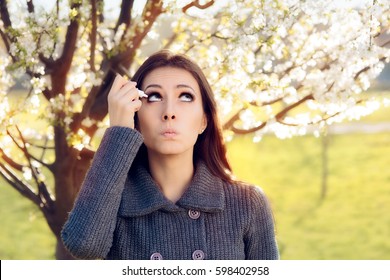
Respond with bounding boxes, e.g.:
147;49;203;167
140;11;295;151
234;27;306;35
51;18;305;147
182;0;215;13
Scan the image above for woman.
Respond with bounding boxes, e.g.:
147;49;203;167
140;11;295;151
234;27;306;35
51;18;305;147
61;50;279;260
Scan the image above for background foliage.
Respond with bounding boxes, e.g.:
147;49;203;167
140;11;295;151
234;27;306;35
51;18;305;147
0;0;389;259
1;91;389;259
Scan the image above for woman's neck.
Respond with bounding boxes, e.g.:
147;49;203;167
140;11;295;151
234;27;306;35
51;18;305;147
147;152;194;203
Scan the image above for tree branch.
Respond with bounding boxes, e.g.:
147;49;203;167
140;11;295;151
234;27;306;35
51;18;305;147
231;122;267;135
222;106;268;134
222;109;243;131
0;28;10;51
115;0;134;33
0;158;54;216
380;39;390;48
0;0;12;28
275;94;314;123
113;0;164;67
86;0;164;129
354;56;387;80
89;0;98;72
249;97;284;107
0;0;13;53
8;126;55;209
0;162;41;207
0;148;25;171
56;0;60;16
80;146;95;160
182;0;215;13
223;96;284;132
37;179;55;213
56;1;81;73
69;1;137;134
162;33;178;49
26;0;35;13
8;126;39;173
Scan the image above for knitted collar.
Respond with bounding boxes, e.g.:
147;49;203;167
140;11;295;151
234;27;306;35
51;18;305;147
118;161;225;217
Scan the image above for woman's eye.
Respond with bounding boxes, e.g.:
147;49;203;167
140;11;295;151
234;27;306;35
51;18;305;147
146;93;162;102
180;93;194;102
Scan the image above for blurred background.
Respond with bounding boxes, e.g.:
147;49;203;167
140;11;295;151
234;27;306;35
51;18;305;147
0;0;389;259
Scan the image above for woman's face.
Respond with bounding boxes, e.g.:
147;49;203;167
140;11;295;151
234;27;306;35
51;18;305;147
137;67;207;158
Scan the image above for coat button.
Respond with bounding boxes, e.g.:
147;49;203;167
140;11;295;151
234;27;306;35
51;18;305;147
192;250;205;260
188;209;200;219
150;252;163;260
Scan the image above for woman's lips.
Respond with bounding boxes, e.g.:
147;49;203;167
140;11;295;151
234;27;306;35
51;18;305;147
161;129;178;138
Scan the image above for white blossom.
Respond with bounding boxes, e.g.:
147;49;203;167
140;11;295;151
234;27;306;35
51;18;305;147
0;0;388;147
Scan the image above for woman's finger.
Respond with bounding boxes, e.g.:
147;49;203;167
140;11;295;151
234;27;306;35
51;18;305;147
108;77;142;129
117;82;139;100
109;74;128;97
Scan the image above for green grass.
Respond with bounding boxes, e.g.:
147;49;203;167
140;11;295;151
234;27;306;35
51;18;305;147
0;183;56;259
0;91;389;259
1;131;389;259
226;99;390;259
227;132;390;259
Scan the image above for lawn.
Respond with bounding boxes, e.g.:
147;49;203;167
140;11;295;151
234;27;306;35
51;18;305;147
227;132;390;259
0;182;56;259
0;91;389;259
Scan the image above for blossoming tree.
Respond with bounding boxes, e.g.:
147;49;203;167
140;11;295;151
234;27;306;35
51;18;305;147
0;0;389;259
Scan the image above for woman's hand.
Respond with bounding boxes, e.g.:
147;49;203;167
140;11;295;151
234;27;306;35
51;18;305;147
108;74;143;129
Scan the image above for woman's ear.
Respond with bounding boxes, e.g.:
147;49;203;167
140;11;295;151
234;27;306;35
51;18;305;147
199;115;207;134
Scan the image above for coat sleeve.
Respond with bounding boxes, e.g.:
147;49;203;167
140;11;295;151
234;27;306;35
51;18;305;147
244;186;279;260
61;127;143;259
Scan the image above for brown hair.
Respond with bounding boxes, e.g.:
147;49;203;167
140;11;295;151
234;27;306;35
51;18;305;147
132;50;233;182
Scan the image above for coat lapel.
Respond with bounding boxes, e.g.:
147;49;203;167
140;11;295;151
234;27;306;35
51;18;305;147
119;161;225;217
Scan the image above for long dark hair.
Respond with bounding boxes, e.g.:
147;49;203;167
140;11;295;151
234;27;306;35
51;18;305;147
132;50;233;182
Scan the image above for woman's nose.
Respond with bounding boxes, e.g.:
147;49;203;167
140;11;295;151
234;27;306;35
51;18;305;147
162;99;176;121
163;114;176;120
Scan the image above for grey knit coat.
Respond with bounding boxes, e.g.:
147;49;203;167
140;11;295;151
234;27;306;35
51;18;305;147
61;127;279;260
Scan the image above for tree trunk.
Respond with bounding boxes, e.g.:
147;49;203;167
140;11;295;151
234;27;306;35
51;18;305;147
47;126;93;259
320;128;329;201
47;157;91;259
55;237;75;260
48;155;91;259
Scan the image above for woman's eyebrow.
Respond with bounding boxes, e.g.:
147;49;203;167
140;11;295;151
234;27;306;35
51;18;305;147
144;84;162;91
177;84;196;93
144;84;197;94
